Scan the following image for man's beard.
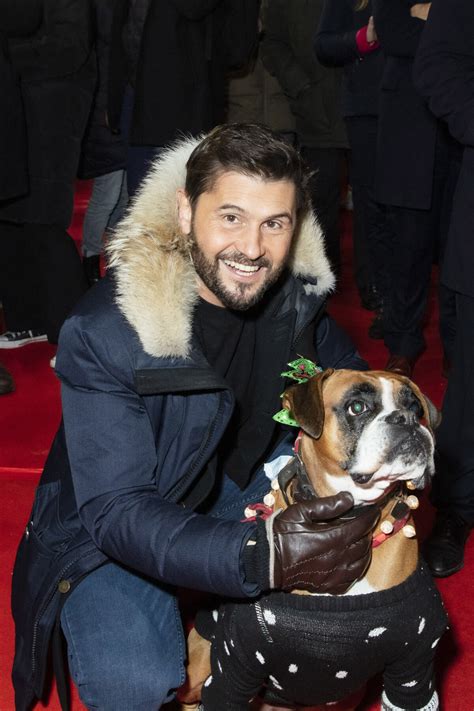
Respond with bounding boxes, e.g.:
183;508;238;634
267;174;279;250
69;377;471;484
190;238;286;311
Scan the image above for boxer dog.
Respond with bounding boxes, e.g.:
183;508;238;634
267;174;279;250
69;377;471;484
181;370;448;711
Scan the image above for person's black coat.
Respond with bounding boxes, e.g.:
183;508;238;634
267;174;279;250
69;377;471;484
315;0;384;118
0;0;41;201
414;0;474;298
78;0;127;180
372;0;438;210
0;0;96;228
109;0;259;147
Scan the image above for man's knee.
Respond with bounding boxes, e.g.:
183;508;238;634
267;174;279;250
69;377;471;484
73;653;184;710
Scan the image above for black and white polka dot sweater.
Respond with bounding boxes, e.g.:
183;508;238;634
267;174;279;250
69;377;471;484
201;564;447;711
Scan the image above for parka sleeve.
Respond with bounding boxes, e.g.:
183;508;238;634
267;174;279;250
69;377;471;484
56;311;258;599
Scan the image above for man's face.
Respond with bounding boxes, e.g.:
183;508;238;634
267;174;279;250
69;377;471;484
177;171;296;310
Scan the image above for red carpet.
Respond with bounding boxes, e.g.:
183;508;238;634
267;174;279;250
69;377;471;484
1;190;473;710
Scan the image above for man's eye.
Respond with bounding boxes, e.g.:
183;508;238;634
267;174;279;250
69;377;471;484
266;220;280;229
347;400;369;416
223;214;238;223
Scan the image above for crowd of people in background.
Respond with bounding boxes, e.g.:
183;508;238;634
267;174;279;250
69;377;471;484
0;0;472;623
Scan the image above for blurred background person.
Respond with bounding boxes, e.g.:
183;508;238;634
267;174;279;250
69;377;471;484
108;0;259;198
226;1;296;145
261;0;348;282
372;0;461;378
414;0;473;577
316;0;388;339
0;0;94;349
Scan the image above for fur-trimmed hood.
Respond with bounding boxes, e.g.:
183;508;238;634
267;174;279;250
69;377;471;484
107;135;335;359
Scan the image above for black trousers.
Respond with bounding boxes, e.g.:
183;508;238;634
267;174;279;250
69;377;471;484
345;116;392;303
0;221;87;343
381;127;460;359
300;145;346;280
434;292;474;523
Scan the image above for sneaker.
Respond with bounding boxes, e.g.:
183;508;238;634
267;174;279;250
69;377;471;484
0;329;47;349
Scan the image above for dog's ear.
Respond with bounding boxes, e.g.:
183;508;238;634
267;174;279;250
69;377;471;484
409;381;442;431
282;369;334;439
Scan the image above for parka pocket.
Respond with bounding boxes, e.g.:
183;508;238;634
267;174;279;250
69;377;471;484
28;481;71;552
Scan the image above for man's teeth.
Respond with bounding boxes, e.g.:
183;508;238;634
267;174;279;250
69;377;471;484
224;260;260;272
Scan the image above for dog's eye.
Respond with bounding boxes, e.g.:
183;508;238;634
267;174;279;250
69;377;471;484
347;400;369;416
408;400;424;418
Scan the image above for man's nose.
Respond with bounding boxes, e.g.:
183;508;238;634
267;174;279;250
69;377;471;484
236;225;265;259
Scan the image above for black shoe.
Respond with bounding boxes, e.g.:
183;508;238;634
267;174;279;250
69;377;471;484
368;311;384;340
360;285;382;312
423;511;471;577
83;254;102;287
0;362;15;394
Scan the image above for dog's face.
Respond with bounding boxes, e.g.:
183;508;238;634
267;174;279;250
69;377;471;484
282;369;440;505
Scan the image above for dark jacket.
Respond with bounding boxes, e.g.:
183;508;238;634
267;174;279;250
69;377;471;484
315;0;384;118
108;0;259;146
261;0;347;149
78;0;127;180
372;0;438;209
0;0;96;228
11;136;365;710
414;0;474;298
0;0;41;201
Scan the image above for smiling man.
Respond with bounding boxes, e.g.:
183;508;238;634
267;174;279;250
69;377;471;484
12;124;377;711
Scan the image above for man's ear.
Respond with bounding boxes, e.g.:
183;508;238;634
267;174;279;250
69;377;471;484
281;369;334;439
176;188;192;235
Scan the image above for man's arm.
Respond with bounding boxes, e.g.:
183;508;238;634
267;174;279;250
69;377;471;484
414;0;474;147
57;313;257;599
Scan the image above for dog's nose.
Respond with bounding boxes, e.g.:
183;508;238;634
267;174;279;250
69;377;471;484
385;409;418;427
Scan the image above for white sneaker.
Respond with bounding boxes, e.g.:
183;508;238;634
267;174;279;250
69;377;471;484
50;355;56;369
0;329;47;349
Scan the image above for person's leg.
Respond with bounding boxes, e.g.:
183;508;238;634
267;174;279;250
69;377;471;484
300;146;344;281
108;169;129;230
0;221;46;334
424;292;474;576
36;224;88;343
82;171;127;257
345;117;381;308
61;562;186;710
382;204;433;361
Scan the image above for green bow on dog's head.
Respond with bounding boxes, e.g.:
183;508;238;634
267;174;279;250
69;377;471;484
273;358;322;428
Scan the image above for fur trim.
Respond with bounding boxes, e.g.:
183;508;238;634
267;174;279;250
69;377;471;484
107;136;335;359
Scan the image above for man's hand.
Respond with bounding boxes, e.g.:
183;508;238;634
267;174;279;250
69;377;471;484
410;3;431;21
267;493;379;594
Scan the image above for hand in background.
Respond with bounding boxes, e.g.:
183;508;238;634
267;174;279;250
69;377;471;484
410;3;431;21
367;15;378;44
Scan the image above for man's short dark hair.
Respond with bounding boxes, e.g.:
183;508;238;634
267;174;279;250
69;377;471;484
185;123;311;214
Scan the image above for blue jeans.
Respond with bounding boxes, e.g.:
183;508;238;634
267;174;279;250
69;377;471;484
60;435;295;709
82;170;128;257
